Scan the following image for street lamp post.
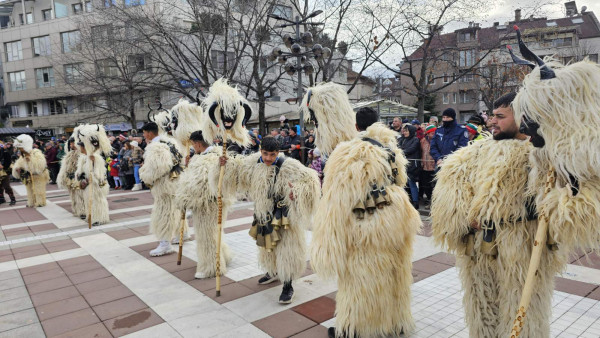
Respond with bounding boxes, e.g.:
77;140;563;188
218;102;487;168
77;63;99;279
267;10;328;163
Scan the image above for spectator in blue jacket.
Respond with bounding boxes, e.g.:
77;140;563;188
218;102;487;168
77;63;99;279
430;108;469;168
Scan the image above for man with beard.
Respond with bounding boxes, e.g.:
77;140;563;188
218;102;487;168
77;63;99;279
431;92;568;337
430;108;469;168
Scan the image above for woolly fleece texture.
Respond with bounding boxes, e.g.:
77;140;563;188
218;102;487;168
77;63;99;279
170;98;203;153
301;82;357;155
75;153;109;224
57;149;86;217
310;122;420;337
237;152;319;282
431;138;569;337
202;78;251;147
12;148;49;207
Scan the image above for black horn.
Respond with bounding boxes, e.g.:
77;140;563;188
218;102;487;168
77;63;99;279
195;91;201;105
513;25;556;80
96;125;100;131
242;102;252;127
208;102;219;127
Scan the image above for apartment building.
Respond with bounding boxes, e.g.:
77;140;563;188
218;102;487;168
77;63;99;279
399;1;600;122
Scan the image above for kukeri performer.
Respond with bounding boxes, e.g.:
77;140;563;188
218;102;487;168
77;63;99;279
307;92;420;336
12;134;49;207
139;122;185;256
57;134;86;219
431;91;568;337
74;124;112;226
509;26;600;335
231;136;319;304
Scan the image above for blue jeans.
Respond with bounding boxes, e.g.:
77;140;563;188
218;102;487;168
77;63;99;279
133;165;141;184
407;179;419;203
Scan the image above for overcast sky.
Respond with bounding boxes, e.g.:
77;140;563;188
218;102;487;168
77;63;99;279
484;0;600;26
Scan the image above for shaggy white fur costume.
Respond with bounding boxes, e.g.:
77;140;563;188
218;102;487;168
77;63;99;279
170;98;203;153
12;134;49;207
237;152;319;283
75;124;111;225
310;123;421;337
176;147;236;277
56;142;86;218
139;135;183;241
301;82;357;155
431;138;569;338
513;60;600;253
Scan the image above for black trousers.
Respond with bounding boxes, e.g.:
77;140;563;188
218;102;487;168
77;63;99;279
0;174;15;200
419;170;435;200
49;164;60;183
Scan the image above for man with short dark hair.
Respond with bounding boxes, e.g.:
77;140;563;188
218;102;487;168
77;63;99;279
430;108;469;168
139;122;184;257
45;142;59;184
281;127;301;160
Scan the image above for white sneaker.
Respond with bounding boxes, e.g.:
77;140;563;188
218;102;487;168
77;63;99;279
149;241;175;257
194;271;209;279
131;183;142;191
171;232;192;244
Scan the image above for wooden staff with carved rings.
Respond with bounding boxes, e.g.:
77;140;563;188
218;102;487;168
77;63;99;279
87;158;94;229
215;136;228;297
509;168;556;337
176;148;190;266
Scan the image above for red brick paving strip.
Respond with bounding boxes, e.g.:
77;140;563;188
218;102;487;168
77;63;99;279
17;254;165;337
253;309;318;338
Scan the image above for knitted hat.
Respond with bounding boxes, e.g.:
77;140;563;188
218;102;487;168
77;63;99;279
313;148;321;157
442;108;456;120
411;119;420;125
465;123;478;135
425;125;437;134
131;141;139;147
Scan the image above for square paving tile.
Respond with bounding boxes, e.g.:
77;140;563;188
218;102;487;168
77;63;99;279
412;270;433;283
159;257;197;273
57;255;95;268
292;296;336;323
29;286;81;307
23;268;67;285
0;254;15;263
554;277;598;297
83;285;134;307
290;324;330;337
92;296;148;321
102;308;164;337
68;268;112;285
75;276;122;295
204;282;257;304
0;296;33;316
187;276;235;293
13;248;49;260
573;252;600;269
587;286;600;301
42;239;77;249
46;243;80;254
426;252;456;266
29;224;57;233
0;308;39;332
51;322;112;338
20;262;60;276
253;309;317;338
27;276;73;295
35;296;89;321
11;244;46;254
40;308;100;337
171;267;197;282
62;261;104;276
412;259;453;275
238;275;282;293
130;242;159;253
106;229;141;241
0;322;45;338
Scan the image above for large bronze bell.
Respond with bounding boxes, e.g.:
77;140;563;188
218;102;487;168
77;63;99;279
249;224;258;239
281;216;290;230
365;194;376;214
256;233;265;247
480;238;498;257
271;229;280;243
353;200;366;220
264;234;275;252
170;171;180;180
375;192;387;209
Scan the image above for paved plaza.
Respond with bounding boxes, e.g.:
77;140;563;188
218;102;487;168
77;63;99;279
0;183;599;337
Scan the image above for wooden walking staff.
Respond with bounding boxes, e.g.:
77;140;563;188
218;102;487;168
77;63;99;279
177;148;191;266
215;136;228;297
87;158;94;229
509;168;556;337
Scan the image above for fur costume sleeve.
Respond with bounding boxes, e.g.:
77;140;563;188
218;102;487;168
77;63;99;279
311;123;418;279
139;142;174;186
529;150;600;252
57;151;79;189
27;149;48;175
431;142;481;253
11;156;25;179
276;158;320;229
74;154;86;180
89;154;107;182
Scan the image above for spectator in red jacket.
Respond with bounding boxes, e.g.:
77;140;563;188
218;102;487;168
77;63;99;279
412;119;424;140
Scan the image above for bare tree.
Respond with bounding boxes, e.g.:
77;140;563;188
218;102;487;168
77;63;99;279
476;56;525;113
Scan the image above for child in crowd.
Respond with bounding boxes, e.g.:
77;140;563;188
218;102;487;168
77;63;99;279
109;155;121;190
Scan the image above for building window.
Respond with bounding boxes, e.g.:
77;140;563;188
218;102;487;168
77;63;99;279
127;54;151;73
459;49;475;67
8;71;26;91
96;59;120;77
272;4;292;20
259;56;274;73
36;67;55;88
61;31;81;53
461;91;474;103
72;3;83;14
211;50;235;71
553;37;572;47
104;0;117;7
32;36;51;57
5;41;23;61
459;73;474;82
458;32;472;42
427;73;435;85
443;73;449;83
42;9;53;21
19;13;33;25
55;3;68;18
124;0;145;7
91;25;113;45
85;1;93;12
453;92;457;103
442;93;449;104
64;64;83;84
